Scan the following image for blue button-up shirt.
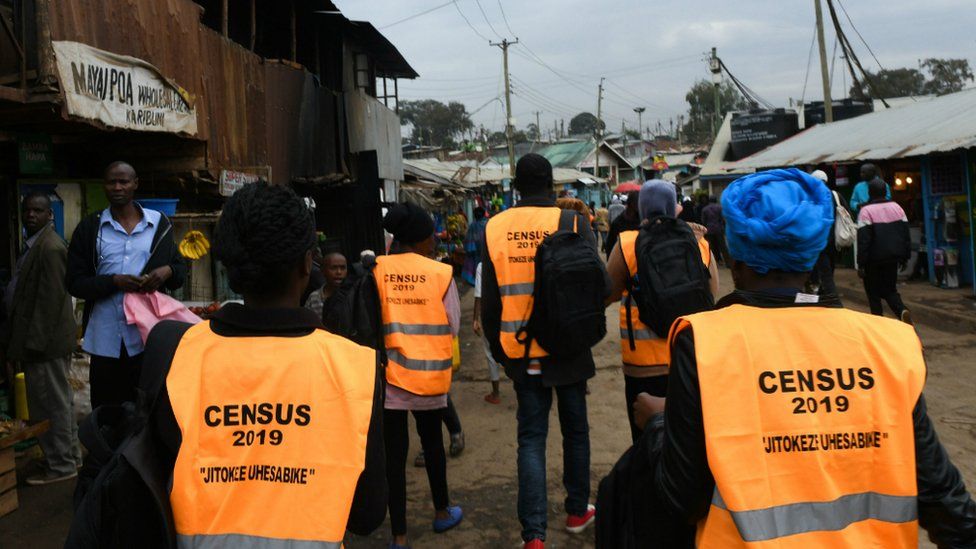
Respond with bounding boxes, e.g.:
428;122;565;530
82;207;160;358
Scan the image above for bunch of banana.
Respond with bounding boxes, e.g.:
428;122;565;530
179;230;211;260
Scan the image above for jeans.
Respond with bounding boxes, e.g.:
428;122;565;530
514;377;590;542
624;374;669;444
863;262;906;317
384;408;450;536
23;355;81;475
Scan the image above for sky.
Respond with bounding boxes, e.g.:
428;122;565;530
336;0;976;138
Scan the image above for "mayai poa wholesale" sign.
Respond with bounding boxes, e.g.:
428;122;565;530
52;41;198;135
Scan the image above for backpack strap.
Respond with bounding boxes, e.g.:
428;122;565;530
558;208;578;232
137;320;193;412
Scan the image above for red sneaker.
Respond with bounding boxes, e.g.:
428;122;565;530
523;539;544;549
484;393;501;405
565;504;596;533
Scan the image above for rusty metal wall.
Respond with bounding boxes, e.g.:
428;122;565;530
47;0;340;182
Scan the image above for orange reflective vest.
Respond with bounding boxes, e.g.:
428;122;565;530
619;230;710;369
374;253;454;395
167;322;376;548
670;305;924;548
485;206;562;360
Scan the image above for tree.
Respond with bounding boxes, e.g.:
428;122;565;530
681;80;749;146
851;58;973;99
399;99;474;147
624;128;641;140
849;67;925;99
526;123;541;141
569;112;605;136
921;58;974;95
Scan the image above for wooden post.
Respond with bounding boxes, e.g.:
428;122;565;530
290;1;297;62
34;0;56;87
221;0;228;37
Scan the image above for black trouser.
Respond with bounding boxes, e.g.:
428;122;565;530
624;374;669;443
384;408;451;536
704;232;730;267
443;394;462;435
89;346;143;409
811;250;837;297
863;262;906;317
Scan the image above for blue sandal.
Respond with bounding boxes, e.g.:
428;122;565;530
433;505;463;533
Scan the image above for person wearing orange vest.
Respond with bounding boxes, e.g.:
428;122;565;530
606;179;718;442
376;202;463;548
481;154;601;548
141;182;387;548
632;169;976;547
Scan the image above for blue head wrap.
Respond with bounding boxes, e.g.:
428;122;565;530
722;168;834;274
638;179;676;220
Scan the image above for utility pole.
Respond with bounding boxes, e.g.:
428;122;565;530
534;110;542;142
594;77;605;181
633;107;645;180
560;119;565;138
709;47;722;139
814;0;834;122
492;38;519;176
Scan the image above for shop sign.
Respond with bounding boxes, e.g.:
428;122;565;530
220;170;262;197
52;41;197;135
18;134;53;174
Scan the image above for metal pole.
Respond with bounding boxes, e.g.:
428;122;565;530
595;77;604;180
815;0;834;122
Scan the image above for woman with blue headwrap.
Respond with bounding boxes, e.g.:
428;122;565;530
627;168;975;549
605;179;718;443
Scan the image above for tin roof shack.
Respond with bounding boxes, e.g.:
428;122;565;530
0;0;417;263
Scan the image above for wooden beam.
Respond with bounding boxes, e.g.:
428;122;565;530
249;0;256;51
221;0;228;37
0;86;28;103
290;0;297;62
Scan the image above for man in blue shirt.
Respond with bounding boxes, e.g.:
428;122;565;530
849;163;892;213
67;162;186;408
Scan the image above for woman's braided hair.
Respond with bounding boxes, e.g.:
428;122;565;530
213;181;316;297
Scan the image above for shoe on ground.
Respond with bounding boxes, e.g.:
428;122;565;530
523;539;544;549
566;504;596;534
26;470;77;486
484;393;501;405
449;432;465;457
414;450;425;468
901;309;914;326
432;505;463;533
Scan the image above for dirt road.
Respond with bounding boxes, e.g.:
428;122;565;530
1;269;973;548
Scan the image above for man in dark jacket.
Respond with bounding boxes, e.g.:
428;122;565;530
2;192;80;485
857;178;912;322
66;162;186;408
633;169;975;548
603;191;640;259
481;154;601;546
699;197;729;267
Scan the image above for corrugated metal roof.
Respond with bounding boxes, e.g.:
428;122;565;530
729;88;976;170
404;159;604;188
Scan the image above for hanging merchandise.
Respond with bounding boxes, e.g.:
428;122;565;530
179;230;211;260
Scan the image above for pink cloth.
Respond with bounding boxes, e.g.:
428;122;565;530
123;292;202;343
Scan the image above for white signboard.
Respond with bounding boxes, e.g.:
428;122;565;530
220;170;262;197
52;41;198;135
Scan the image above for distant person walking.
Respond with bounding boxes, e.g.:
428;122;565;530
604;191;640;258
66;161;186;408
607;195;625;224
594;205;610;247
857;179;913;323
472;262;502;404
809;169;849;296
849;163;891;213
2;192;80;485
462;207;488;286
376;202;463;548
700;196;730;267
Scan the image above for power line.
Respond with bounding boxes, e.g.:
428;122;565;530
453;0;491;42
497;0;517;38
380;0;456;29
835;0;887;74
800;24;817;103
474;0;505;40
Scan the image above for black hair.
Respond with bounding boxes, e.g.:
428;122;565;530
514;153;553;195
473;206;486;219
213;182;316;297
104;161;136;179
22;191;51;209
868;177;887;199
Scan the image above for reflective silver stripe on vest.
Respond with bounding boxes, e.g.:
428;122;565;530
499;282;534;296
177;533;342;549
619;328;658;341
712;488;917;542
500;320;525;333
387;348;452;371
384;322;451;336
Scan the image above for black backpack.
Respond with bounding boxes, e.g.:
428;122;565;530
67;321;191;549
322;263;383;352
625;217;713;348
517;210;609;359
